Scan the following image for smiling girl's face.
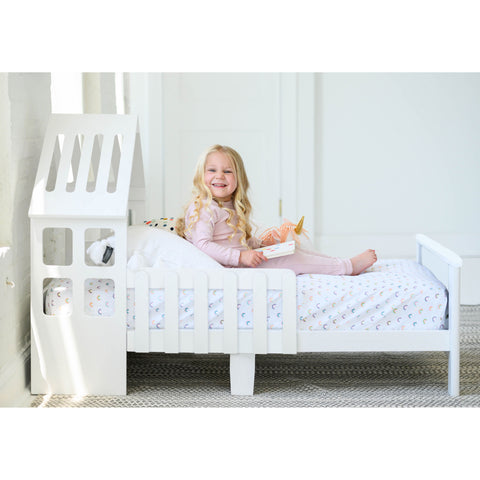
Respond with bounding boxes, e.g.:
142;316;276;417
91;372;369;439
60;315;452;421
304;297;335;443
204;151;237;201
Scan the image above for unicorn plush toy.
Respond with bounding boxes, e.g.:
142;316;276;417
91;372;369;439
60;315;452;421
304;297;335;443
260;216;313;250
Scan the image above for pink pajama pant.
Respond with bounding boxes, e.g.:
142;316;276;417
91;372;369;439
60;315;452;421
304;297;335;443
256;248;353;276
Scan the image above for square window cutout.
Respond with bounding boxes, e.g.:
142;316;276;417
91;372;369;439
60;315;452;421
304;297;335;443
43;228;72;265
43;278;72;316
85;228;115;266
85;279;115;316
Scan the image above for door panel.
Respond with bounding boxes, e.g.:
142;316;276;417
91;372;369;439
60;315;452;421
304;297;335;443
163;73;281;229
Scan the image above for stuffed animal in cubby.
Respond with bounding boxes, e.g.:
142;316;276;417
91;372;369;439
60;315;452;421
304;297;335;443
86;235;115;265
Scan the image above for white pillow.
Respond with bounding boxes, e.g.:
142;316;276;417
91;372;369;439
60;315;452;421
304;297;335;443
127;225;223;270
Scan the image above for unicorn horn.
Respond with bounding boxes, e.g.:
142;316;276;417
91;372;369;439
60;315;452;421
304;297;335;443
294;216;305;235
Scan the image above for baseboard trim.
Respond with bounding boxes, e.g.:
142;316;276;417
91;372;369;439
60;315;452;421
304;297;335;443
0;344;31;407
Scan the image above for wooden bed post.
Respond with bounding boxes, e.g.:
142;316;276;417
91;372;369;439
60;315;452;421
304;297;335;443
228;269;296;395
448;265;461;397
230;354;255;395
416;234;463;397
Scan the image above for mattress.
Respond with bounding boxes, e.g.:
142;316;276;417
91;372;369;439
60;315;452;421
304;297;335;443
44;259;448;331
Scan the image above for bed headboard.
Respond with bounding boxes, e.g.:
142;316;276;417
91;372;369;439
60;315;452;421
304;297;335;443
29;114;146;395
29;114;145;222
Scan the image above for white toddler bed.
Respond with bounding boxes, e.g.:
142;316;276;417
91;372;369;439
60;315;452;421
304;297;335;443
29;114;462;397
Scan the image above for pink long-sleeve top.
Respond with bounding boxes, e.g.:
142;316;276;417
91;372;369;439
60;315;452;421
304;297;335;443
184;199;261;267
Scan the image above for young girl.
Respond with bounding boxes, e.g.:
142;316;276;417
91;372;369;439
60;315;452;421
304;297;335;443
176;145;377;275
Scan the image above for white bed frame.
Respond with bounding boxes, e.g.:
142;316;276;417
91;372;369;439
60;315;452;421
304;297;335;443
29;114;462;397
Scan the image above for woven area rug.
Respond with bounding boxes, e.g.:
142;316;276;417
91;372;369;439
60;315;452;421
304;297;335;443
30;306;480;408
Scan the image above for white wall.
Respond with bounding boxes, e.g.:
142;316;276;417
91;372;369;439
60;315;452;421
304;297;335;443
83;73;117;113
124;73;159;218
314;73;480;303
0;73;51;406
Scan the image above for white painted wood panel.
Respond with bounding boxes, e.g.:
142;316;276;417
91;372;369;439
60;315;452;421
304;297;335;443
223;272;238;353
134;271;150;352
194;272;209;353
164;273;179;353
162;73;282;227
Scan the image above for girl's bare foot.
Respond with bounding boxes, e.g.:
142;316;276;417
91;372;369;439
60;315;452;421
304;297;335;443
350;249;377;275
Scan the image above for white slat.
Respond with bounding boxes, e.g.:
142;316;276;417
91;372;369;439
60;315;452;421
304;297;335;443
55;133;75;190
282;272;297;353
164;273;179;353
134;271;150;352
75;134;95;191
194;272;209;353
223;272;238;353
253;273;267;354
96;134;115;193
66;135;81;192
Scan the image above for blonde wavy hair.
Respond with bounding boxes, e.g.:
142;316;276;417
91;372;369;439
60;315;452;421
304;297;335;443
176;145;254;247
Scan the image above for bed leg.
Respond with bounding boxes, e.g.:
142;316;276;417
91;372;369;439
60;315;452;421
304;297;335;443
448;350;460;397
230;354;255;395
448;265;461;397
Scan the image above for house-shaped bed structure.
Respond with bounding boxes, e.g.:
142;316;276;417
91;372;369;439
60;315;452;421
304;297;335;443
29;114;145;395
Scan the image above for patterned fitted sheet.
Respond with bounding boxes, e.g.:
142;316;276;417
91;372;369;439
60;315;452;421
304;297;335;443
44;259;448;331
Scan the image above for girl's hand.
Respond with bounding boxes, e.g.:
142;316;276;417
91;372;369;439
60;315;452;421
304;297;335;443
239;250;268;267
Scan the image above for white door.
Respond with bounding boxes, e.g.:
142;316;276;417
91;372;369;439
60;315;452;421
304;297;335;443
161;73;282;229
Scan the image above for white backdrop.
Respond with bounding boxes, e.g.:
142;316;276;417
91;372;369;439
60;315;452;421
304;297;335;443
315;73;480;242
313;73;480;303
